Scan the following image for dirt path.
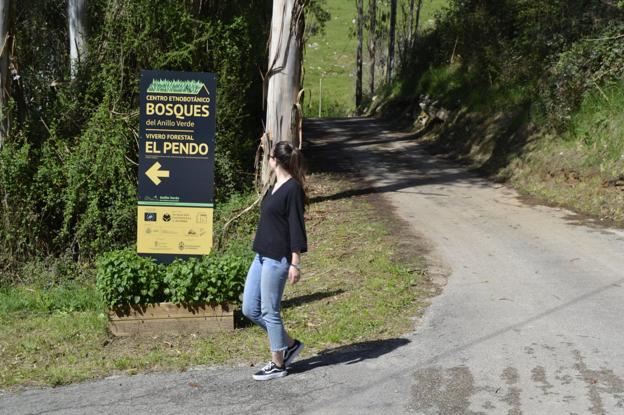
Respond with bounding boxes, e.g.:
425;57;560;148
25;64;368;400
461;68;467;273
3;118;624;414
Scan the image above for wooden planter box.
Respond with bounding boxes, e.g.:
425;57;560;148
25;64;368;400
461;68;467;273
108;302;234;337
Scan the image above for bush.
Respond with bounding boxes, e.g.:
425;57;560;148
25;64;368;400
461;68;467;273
164;254;247;305
541;23;624;130
0;0;270;268
96;249;249;309
95;248;165;308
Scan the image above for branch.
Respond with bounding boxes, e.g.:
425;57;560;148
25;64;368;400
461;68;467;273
216;195;261;251
586;33;624;42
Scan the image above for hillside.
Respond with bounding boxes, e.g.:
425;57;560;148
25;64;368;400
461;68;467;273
302;0;448;117
372;1;624;224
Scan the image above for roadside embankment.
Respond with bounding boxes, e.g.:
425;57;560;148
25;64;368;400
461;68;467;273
368;1;624;226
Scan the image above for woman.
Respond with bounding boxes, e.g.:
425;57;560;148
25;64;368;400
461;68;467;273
242;141;308;381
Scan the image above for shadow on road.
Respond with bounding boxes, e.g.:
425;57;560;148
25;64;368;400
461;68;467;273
289;338;410;374
303;118;493;205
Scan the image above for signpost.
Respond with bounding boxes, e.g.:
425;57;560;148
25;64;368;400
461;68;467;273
137;70;216;263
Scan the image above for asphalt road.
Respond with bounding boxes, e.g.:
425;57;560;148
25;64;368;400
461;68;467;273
2;118;624;414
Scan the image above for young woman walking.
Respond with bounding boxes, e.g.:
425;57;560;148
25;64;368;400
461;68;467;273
242;141;308;381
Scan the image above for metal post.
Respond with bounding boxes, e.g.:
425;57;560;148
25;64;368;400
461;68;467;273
318;76;323;118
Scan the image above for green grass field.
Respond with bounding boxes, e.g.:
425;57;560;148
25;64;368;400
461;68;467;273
303;0;449;117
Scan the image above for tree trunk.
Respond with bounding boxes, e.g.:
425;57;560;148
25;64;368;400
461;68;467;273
414;0;423;43
355;0;363;112
68;0;87;79
368;0;376;96
262;0;305;187
408;0;415;45
387;0;397;84
0;0;13;149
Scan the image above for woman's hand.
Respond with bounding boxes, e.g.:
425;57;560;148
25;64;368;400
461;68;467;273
288;265;301;284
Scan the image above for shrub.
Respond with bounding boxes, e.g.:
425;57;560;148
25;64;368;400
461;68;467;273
541;23;624;130
1;0;270;269
164;254;247;305
95;248;165;308
96;249;249;308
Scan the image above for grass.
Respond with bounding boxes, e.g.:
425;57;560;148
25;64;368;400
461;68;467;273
0;173;431;390
303;0;449;117
508;81;624;223
0;282;103;315
368;4;624;227
397;65;624;224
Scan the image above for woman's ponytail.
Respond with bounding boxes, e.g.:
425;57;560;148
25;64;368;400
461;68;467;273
273;141;309;205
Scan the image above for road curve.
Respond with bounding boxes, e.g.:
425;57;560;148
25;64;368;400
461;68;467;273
2;118;624;414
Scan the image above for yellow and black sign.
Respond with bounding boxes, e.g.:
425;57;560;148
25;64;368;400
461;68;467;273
137;70;216;263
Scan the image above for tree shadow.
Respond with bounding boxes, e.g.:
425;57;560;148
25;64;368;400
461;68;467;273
234;289;346;328
303;117;496;205
289;338;410;374
308;170;478;205
282;289;345;309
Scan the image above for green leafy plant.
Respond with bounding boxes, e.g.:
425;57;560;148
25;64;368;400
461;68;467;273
541;23;624;130
1;0;270;271
164;253;247;305
95;248;165;308
96;249;248;308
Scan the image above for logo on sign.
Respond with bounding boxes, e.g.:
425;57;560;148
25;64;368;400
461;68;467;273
144;212;157;221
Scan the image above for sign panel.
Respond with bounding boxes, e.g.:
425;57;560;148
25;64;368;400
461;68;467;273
137;70;216;262
137;206;214;255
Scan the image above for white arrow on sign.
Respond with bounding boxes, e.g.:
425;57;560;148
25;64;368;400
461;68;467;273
146;161;170;185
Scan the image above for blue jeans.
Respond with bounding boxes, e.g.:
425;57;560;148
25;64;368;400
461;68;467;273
242;254;290;352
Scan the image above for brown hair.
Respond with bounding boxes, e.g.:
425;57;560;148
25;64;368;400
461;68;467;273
273;141;308;204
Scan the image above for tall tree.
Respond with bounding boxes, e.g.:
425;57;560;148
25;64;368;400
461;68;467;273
0;0;13;149
262;0;305;187
68;0;87;79
408;0;415;45
367;0;377;95
413;0;423;44
355;0;363;111
386;0;397;84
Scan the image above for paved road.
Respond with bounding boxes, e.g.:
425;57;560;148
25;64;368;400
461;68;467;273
3;118;624;414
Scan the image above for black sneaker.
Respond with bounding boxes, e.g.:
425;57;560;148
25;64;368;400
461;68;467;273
253;362;287;381
284;340;304;367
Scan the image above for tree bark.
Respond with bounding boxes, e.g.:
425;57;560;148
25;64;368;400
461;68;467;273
387;0;397;84
408;0;415;45
262;0;305;186
355;0;363;112
0;0;13;149
367;0;376;96
414;0;423;43
68;0;87;79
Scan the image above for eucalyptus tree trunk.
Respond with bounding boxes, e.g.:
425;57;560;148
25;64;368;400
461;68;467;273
414;0;423;42
355;0;363;112
408;0;415;45
261;0;305;187
68;0;87;79
386;0;397;84
0;0;13;149
368;0;377;96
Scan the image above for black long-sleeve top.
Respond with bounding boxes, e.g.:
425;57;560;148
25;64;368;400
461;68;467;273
252;178;308;262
